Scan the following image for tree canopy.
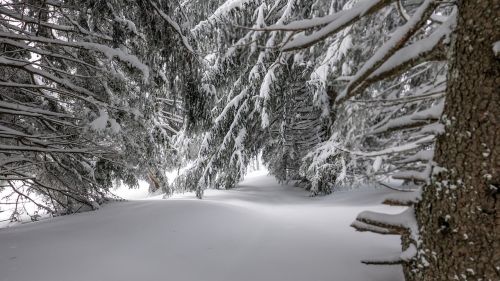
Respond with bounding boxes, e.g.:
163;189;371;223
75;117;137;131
1;1;498;279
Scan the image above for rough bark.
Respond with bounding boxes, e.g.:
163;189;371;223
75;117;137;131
406;1;500;280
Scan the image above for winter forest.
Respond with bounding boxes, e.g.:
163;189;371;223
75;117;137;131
0;0;498;280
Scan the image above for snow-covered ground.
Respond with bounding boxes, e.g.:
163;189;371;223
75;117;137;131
0;170;404;281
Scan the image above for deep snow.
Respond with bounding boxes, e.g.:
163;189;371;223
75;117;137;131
0;171;404;281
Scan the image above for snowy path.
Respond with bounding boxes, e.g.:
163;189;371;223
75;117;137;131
0;171;404;281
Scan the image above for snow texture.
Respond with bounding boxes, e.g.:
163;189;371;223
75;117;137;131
350;135;435;157
493;41;500;56
370;100;444;135
279;0;385;49
357;206;419;242
369;13;456;79
384;189;422;205
192;0;256;34
363;244;416;264
0;31;150;83
337;0;436;101
0;171;404;281
89;109;109;131
372;156;383;172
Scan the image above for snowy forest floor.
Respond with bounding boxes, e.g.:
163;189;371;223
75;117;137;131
0;171;405;281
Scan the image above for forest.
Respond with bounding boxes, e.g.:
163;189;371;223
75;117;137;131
0;0;498;281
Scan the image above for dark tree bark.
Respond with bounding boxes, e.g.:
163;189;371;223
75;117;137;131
406;1;500;280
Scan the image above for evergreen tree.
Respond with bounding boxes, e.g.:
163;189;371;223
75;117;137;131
264;0;497;279
0;0;195;216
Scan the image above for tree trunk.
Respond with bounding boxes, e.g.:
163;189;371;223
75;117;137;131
406;1;500;280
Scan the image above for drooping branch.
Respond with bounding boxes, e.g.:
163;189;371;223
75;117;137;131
148;0;195;54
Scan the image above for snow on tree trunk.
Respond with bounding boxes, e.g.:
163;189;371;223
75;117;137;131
408;1;500;280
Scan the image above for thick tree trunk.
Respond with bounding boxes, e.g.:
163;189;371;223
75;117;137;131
406;1;500;280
